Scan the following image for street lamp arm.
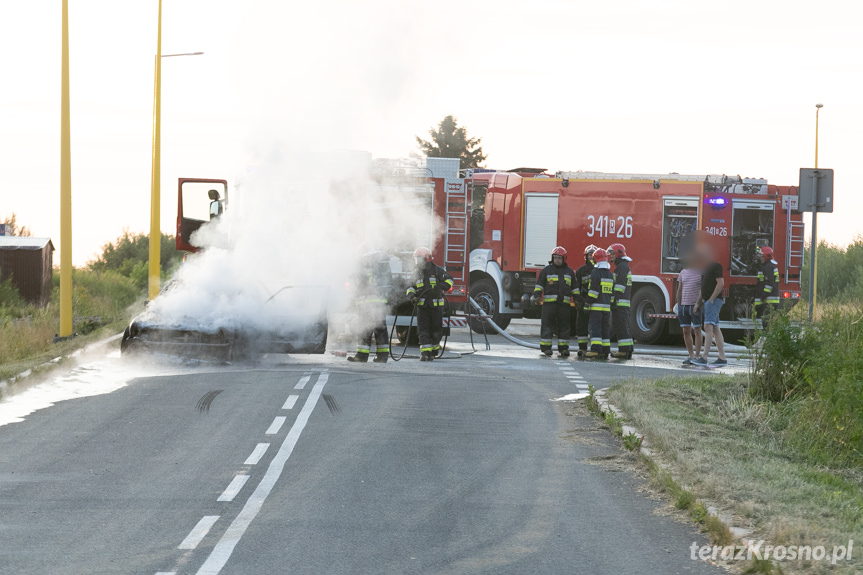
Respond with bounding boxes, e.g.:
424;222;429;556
161;52;204;57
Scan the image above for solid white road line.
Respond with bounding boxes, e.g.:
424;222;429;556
282;395;299;410
196;372;329;575
265;416;287;435
178;516;220;550
243;443;270;465
217;475;250;502
294;372;312;390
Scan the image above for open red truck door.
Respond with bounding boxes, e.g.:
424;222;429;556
176;178;228;252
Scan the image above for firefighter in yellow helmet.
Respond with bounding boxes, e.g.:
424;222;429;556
406;247;453;361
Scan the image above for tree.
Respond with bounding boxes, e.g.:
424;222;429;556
416;115;487;169
1;213;31;236
88;229;183;289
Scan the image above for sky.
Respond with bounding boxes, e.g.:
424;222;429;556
1;0;861;266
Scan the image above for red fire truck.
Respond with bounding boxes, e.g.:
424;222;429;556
455;168;805;343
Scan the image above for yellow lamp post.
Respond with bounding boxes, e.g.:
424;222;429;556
59;0;73;336
147;0;203;301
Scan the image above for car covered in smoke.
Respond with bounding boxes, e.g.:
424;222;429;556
121;280;328;360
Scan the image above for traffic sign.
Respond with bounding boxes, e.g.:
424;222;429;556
798;168;834;213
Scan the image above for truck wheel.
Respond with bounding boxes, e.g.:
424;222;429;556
630;286;667;344
468;278;511;333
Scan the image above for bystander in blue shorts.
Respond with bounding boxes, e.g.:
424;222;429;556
702;298;723;326
677;305;702;328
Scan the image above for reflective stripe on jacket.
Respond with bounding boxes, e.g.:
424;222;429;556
587;266;613;312
611;259;633;308
534;263;576;304
406;263;453;307
755;260;780;305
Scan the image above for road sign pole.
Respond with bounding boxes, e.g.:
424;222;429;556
808;177;818;321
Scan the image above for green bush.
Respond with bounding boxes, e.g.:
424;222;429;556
0;274;26;319
753;305;863;468
751;313;820;401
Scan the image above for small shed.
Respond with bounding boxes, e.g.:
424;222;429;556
0;237;55;306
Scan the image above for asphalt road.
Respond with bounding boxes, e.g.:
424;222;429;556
0;329;731;575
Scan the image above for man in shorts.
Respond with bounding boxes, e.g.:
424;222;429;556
693;244;728;366
675;258;703;365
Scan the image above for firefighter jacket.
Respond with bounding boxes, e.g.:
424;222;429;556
406;263;453;307
533;263;576;304
355;255;390;307
587;262;613;312
611;258;633;309
756;259;780;305
574;262;594;309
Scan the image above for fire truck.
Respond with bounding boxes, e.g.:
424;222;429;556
453;167;805;343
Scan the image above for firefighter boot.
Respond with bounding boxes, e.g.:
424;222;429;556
560;349;570;358
420;351;431;362
373;353;389;363
347;352;369;363
612;351;633;360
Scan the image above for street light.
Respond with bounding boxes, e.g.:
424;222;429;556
809;103;824;321
148;0;203;301
59;0;73;336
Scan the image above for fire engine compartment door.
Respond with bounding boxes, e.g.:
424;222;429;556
178;179;228;252
523;193;559;268
661;198;699;274
730;201;774;277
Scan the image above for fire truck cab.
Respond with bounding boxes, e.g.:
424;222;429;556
464;169;805;343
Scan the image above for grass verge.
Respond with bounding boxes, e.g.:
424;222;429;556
0;269;144;387
602;374;862;575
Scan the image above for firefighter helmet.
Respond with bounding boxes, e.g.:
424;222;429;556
584;244;599;256
757;246;773;258
413;246;433;262
607;243;626;260
592;248;608;263
550;246;567;265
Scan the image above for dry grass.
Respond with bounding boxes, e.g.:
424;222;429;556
607;375;863;575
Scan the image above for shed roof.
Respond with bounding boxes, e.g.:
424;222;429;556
0;236;55;250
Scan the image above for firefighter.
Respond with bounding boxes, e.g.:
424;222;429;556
754;246;781;330
574;244;598;357
532;246;577;357
585;248;613;359
607;243;634;359
348;250;391;363
406;247;453;361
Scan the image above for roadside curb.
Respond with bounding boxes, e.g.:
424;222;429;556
592;388;756;543
0;332;123;396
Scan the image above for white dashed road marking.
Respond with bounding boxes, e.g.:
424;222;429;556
294;372;312;390
243;443;269;465
195;371;329;575
178;516;220;550
217;475;250;502
556;363;590;392
265;416;287;435
282;395;299;410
